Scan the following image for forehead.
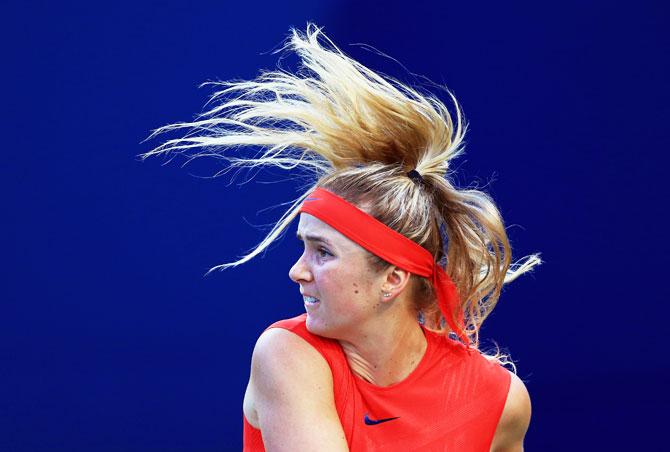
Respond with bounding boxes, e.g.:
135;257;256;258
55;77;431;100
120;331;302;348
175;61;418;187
296;213;360;252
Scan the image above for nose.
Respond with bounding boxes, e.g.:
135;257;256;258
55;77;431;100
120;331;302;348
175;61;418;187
289;251;312;283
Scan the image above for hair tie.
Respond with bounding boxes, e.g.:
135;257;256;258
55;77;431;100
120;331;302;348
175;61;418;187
407;169;424;185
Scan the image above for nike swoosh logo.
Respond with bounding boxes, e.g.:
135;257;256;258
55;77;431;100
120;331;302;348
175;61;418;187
364;413;400;425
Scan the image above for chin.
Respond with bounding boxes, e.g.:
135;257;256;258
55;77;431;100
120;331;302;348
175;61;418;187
305;314;339;339
305;314;325;335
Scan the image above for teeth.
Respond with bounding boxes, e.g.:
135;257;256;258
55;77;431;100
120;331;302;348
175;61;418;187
304;296;320;304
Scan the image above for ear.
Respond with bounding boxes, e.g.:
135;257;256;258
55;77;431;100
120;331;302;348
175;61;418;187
380;266;412;300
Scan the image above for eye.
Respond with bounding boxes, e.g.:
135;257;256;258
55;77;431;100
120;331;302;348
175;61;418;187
318;247;332;258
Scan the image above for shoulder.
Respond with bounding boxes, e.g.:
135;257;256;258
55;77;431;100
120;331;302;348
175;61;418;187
260;314;342;362
490;370;532;452
251;325;332;381
266;313;309;330
250;314;344;396
247;327;348;449
245;326;330;426
249;324;337;418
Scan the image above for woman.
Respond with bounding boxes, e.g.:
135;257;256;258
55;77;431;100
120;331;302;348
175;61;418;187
143;24;542;451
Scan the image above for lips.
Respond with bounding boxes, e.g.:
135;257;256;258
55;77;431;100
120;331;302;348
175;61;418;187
303;295;320;304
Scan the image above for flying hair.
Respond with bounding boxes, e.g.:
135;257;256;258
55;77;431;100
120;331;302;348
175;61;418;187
140;23;542;366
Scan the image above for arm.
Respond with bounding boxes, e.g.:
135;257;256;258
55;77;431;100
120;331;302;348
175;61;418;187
250;328;349;452
490;371;532;452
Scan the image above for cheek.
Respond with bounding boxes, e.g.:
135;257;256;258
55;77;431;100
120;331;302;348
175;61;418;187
315;268;359;299
313;255;378;309
351;280;374;299
334;274;375;310
343;270;366;295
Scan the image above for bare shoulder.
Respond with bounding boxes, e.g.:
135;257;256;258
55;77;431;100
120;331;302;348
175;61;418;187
245;328;331;424
245;328;348;451
490;370;532;452
250;327;333;392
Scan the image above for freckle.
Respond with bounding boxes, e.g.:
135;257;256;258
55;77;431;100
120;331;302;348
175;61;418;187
354;290;359;294
353;283;358;287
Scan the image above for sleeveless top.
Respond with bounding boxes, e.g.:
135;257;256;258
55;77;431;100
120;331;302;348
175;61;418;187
243;314;511;451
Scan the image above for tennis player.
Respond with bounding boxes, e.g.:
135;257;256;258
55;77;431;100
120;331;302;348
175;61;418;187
143;24;542;451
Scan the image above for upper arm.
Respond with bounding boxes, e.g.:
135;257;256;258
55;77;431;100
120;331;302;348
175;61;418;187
490;371;532;452
249;328;349;452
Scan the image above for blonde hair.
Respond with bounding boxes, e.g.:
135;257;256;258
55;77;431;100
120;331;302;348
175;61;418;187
141;24;542;368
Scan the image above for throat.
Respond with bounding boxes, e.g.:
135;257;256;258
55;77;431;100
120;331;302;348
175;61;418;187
339;325;428;387
340;343;377;383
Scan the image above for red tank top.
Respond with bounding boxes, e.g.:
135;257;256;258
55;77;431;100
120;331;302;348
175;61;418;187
243;314;511;451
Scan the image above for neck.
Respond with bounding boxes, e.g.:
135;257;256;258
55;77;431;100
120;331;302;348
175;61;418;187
338;313;427;387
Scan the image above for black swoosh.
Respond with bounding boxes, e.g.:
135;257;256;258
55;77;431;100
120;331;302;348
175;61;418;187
364;413;400;425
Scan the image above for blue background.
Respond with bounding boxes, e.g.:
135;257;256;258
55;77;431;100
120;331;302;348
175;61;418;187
3;0;668;450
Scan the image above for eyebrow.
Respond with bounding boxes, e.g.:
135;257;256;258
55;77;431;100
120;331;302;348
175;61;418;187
296;232;334;247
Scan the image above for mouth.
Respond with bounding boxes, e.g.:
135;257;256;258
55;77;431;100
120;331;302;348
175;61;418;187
303;295;321;305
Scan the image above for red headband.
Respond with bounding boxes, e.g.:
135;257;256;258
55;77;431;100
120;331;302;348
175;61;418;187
299;187;469;346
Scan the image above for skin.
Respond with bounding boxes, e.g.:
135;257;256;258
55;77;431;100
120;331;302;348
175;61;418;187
244;213;531;451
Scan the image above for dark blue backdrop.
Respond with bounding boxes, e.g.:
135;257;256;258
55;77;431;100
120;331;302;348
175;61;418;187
3;0;668;450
